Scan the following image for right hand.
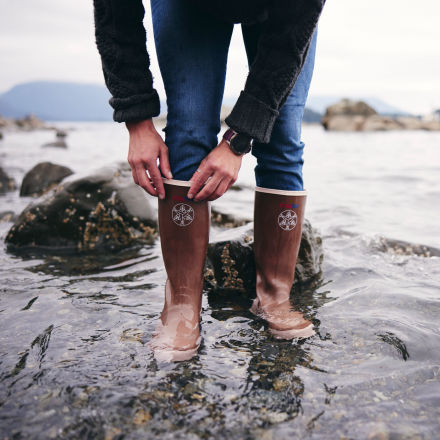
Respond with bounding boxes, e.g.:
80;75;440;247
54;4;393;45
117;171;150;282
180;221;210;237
126;118;173;199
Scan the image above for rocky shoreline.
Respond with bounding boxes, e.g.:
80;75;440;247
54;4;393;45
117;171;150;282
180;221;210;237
0;113;57;132
321;99;440;131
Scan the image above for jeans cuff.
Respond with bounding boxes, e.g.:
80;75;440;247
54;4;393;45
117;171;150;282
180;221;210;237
224;90;279;144
111;90;161;123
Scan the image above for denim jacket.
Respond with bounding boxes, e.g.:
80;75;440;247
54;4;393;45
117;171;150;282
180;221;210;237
93;0;326;144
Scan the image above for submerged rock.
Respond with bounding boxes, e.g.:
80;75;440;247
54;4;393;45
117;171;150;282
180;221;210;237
42;139;68;148
373;236;440;258
56;130;68;138
20;162;74;197
0;211;17;222
204;220;323;294
6;162;157;252
41;127;70;148
0;167;16;194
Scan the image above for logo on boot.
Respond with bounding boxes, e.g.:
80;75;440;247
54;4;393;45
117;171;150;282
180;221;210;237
172;203;194;226
278;210;297;231
280;202;299;209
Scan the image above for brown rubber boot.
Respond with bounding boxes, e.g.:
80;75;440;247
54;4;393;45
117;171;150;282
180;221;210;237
148;177;210;361
250;186;315;340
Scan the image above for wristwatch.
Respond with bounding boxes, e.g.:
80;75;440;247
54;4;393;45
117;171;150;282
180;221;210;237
222;127;254;156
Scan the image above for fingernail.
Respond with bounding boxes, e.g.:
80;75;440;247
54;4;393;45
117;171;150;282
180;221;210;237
187;193;193;199
159;193;165;199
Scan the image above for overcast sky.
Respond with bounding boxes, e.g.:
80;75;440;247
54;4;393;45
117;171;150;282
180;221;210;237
1;0;439;114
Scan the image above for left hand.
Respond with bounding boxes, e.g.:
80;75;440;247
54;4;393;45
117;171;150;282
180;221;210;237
187;139;243;202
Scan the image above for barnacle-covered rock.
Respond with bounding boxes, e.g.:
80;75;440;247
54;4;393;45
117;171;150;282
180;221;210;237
6;162;157;252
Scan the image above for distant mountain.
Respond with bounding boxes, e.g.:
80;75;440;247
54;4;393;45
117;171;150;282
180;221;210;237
0;81;115;121
302;107;322;123
0;80;411;122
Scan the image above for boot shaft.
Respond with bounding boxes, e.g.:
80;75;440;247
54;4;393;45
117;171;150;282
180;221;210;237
158;178;211;301
253;186;307;299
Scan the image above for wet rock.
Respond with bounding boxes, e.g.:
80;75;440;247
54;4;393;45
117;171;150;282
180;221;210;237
324;99;377;119
396;113;440;130
20;162;74;197
120;328;144;344
373;236;440;258
418;119;440;130
15;114;47;130
0;115;11;128
322;99;440;131
132;408;151;425
395;116;425;130
42;139;68;148
211;207;249;228
204;219;323;294
5;162;157;253
322;114;366;131
56;130;68;138
0;166;17;194
41;129;69;148
322;99;376;131
0;211;17;222
362;115;402;131
0;114;56;132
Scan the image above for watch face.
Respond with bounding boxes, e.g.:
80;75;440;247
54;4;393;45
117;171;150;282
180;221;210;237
230;133;252;154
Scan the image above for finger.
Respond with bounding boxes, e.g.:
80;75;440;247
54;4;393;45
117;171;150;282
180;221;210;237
147;160;166;199
159;145;173;179
226;177;237;192
207;178;230;201
130;164;139;185
193;175;222;202
188;158;205;184
136;164;157;197
187;160;212;199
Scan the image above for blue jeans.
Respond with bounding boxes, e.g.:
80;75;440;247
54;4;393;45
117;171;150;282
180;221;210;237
151;0;317;191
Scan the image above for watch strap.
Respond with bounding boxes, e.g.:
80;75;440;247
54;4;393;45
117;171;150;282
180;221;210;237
222;127;253;155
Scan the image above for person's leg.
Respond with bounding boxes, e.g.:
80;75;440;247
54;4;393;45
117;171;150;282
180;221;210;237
149;0;233;361
151;0;234;180
241;25;318;190
241;24;319;340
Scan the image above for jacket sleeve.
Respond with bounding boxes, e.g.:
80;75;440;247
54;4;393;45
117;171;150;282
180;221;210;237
225;0;326;143
93;0;161;123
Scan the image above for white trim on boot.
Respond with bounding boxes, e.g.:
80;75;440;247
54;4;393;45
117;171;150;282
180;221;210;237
255;186;307;196
162;177;192;187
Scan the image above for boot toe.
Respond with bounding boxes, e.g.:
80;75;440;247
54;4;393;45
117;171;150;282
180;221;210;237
149;320;201;362
269;322;315;340
151;334;201;362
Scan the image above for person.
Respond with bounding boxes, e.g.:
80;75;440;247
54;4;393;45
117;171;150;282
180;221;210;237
93;0;326;362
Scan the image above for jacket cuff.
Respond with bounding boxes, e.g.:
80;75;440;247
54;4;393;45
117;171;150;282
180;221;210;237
224;90;280;144
110;89;161;123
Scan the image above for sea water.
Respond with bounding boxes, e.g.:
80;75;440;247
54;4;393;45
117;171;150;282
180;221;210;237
0;122;439;439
